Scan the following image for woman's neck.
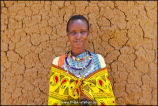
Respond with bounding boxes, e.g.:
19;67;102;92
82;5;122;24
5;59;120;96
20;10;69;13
71;47;85;57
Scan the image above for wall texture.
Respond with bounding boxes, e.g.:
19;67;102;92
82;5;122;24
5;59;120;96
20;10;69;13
1;1;157;105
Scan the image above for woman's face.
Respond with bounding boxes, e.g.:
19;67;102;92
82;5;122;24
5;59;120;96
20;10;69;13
67;19;89;49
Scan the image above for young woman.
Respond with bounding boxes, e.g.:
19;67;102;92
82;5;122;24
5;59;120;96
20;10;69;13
48;15;115;105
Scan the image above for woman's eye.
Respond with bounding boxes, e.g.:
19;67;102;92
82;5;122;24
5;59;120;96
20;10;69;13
81;31;87;34
70;32;76;35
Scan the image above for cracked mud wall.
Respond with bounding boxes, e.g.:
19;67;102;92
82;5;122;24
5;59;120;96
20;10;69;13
1;1;157;105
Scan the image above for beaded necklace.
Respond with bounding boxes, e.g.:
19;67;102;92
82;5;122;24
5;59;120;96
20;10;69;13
70;49;89;61
65;50;92;70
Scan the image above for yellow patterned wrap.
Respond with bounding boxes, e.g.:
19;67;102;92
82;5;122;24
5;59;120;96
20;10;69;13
48;64;115;105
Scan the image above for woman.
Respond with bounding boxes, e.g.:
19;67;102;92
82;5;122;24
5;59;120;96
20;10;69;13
48;15;115;105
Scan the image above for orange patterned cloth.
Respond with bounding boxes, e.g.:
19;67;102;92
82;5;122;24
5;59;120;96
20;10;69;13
48;64;115;105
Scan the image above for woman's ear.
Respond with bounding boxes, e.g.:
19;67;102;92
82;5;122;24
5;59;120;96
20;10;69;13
67;32;70;39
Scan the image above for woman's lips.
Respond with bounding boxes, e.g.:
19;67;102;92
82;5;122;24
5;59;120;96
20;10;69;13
74;41;81;43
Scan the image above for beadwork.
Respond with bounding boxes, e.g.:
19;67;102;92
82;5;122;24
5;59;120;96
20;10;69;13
65;50;92;70
70;49;89;61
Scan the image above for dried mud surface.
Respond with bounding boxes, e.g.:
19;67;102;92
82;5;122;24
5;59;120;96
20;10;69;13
1;1;157;105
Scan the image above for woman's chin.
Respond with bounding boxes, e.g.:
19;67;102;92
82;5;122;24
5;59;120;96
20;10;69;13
72;44;83;48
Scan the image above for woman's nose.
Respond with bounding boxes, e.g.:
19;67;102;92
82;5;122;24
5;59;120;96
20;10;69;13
76;32;81;38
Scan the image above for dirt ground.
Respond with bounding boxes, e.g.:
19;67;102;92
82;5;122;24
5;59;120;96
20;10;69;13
1;1;157;105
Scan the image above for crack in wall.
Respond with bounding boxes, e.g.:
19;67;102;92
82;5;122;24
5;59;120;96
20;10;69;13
92;41;95;53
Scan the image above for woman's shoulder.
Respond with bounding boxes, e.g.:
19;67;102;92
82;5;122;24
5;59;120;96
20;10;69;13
52;56;60;66
91;52;106;68
52;54;65;66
